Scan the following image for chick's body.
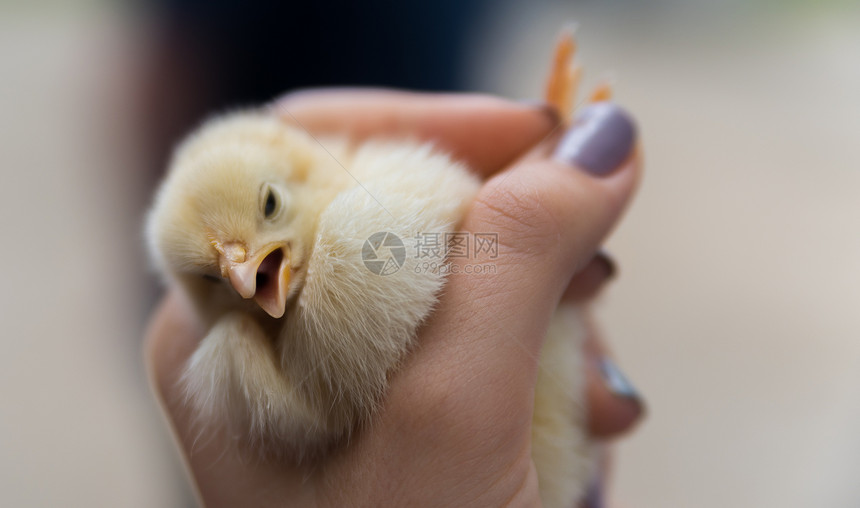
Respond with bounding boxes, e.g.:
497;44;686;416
148;111;591;506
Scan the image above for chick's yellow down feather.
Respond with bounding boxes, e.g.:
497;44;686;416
147;33;596;508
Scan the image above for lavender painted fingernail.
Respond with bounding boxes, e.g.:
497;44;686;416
594;249;617;280
554;103;636;176
583;472;605;508
600;357;641;401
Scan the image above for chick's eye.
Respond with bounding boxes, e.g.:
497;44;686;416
264;188;277;218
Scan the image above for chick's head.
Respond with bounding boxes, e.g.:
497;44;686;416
148;112;321;319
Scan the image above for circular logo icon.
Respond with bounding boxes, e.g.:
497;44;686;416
362;231;406;275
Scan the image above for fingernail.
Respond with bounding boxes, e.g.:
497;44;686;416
583;473;604;508
599;357;641;402
518;99;562;126
594;249;617;280
554;102;636;176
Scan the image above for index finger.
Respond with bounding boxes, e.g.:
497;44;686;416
270;89;560;176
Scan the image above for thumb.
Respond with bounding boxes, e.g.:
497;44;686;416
423;102;641;405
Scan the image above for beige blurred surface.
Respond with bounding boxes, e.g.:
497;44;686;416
0;9;186;508
0;2;858;507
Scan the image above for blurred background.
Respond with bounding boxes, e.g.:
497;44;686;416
1;0;858;506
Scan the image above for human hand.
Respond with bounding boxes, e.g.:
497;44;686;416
145;90;644;507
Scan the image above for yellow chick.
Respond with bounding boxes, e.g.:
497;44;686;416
147;112;479;454
147;32;597;508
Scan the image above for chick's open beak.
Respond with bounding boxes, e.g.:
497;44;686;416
215;242;291;318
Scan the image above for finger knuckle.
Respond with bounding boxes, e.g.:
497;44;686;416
472;180;563;254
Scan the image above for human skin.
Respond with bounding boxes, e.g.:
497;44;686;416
145;90;644;507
